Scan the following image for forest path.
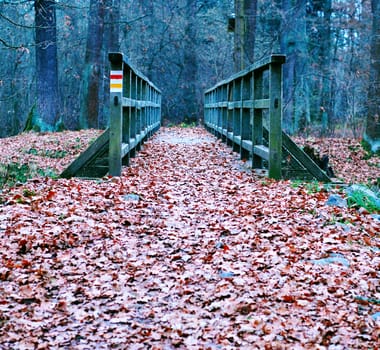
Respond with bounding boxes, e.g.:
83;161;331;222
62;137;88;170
126;127;260;239
0;127;379;348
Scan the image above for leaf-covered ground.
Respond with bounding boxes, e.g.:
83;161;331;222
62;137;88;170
294;136;379;185
0;127;379;349
0;129;102;178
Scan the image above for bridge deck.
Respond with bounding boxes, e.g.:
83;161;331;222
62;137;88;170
1;127;378;348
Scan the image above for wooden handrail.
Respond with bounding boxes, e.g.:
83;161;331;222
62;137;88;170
204;54;285;179
109;52;161;176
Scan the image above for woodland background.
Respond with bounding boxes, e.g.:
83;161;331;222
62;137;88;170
0;0;379;151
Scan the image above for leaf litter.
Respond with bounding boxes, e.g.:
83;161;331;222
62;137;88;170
0;127;379;349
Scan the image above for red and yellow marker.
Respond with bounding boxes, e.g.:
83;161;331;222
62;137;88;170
110;70;123;92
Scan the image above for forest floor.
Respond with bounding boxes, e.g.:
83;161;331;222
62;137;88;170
0;127;379;349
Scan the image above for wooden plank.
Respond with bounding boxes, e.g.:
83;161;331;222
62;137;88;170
233;135;241;145
229;101;243;109
129;137;136;150
242;100;254;108
121;143;130;158
254;99;270;109
205;102;229;109
205;54;286;93
253;145;269;160
242;140;252;152
122;97;136;107
60;128;110;178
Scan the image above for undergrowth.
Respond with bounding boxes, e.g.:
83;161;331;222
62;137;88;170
361;139;380;160
346;185;380;213
0;162;57;189
291;180;322;194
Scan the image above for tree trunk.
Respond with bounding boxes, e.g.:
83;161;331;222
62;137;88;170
243;0;256;66
108;0;121;52
79;0;106;129
34;0;60;131
234;0;257;72
365;0;380;152
233;0;243;72
100;0;121;128
281;0;309;134
182;0;198;123
319;0;332;136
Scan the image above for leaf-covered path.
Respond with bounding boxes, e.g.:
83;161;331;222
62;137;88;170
0;127;379;349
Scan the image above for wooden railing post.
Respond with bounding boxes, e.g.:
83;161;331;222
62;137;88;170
108;52;161;177
268;58;283;180
109;53;124;176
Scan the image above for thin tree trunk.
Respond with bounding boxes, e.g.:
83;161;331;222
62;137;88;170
183;0;198;122
109;0;121;52
243;0;256;65
233;0;243;72
281;0;308;134
100;0;121;128
79;0;106;129
34;0;60;131
319;0;332;136
234;0;257;72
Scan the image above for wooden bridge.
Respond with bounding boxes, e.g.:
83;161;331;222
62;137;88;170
61;52;330;182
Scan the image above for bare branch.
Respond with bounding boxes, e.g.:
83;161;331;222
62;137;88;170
0;0;32;4
0;12;35;29
0;37;23;49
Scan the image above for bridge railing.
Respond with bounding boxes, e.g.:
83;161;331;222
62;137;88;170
60;53;161;179
204;54;286;179
109;52;161;176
